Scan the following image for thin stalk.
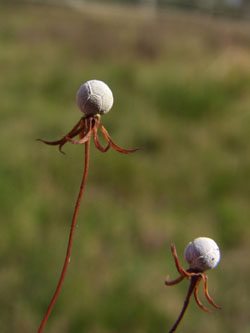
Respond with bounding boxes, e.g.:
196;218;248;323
38;140;90;332
169;275;200;333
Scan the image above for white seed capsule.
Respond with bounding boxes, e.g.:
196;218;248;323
184;237;220;272
76;80;114;116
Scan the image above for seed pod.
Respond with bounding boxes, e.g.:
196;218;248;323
76;80;114;116
184;237;220;272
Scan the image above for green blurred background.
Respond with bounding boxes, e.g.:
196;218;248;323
1;1;250;332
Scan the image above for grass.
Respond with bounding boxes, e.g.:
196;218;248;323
0;2;250;332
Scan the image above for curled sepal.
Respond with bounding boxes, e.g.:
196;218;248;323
92;120;111;152
99;122;140;154
201;274;222;309
193;278;211;313
165;275;185;286
37;119;83;154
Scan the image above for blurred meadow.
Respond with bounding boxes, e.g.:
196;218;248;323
1;1;250;332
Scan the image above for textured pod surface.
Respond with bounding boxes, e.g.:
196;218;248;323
76;80;114;115
184;237;220;272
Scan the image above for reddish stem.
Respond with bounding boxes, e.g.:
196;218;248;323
38;140;90;332
169;275;200;333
